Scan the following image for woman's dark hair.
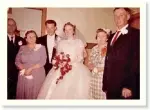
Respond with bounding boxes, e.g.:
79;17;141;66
63;22;76;35
95;28;111;40
24;30;38;44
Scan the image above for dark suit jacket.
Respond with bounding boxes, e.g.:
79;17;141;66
7;35;26;82
103;25;140;99
37;34;58;74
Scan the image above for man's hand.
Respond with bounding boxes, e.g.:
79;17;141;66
122;88;132;98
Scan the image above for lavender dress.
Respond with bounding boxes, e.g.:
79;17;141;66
15;44;47;99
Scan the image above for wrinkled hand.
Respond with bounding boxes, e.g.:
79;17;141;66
97;67;104;72
24;68;32;76
122;88;132;98
88;63;94;70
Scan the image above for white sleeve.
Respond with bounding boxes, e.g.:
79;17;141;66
76;39;84;62
56;40;63;54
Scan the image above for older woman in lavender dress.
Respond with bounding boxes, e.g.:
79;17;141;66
15;30;47;99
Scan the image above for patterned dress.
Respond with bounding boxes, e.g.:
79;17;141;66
89;45;106;99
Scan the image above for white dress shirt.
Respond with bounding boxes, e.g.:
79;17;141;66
47;34;55;63
110;24;129;45
8;34;15;43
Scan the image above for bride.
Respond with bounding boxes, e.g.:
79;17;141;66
37;22;91;99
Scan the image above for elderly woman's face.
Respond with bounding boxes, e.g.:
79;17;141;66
26;32;36;44
97;32;107;45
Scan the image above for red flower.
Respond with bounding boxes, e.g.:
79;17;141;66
68;58;71;62
52;52;72;84
101;46;107;57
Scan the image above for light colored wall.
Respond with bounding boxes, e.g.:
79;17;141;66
47;8;116;43
8;8;42;37
8;8;139;42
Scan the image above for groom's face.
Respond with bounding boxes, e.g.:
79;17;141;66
114;8;130;29
46;23;57;36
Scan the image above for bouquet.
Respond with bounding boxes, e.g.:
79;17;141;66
52;52;72;84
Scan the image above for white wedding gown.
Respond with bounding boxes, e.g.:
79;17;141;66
37;38;91;99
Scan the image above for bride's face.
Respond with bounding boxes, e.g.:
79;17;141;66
64;25;74;38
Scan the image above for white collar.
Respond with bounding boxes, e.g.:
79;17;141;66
117;24;129;35
47;34;55;38
8;34;15;38
117;24;128;33
8;34;15;41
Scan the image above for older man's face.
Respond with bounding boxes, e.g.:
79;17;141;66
114;8;130;29
7;19;16;34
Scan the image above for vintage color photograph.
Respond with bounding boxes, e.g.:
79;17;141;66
7;7;140;101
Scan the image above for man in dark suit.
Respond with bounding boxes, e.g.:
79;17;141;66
7;18;25;99
103;8;140;99
37;20;61;75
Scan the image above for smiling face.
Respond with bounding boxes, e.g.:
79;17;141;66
46;23;57;36
114;8;130;29
64;25;75;38
7;19;16;35
96;31;108;45
26;32;37;45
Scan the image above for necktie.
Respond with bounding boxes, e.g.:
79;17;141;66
111;31;121;45
11;36;14;44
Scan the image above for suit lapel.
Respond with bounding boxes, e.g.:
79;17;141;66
14;36;18;46
45;34;58;63
112;25;130;47
107;33;114;48
108;34;114;44
54;34;58;43
45;35;49;62
8;35;17;46
7;36;11;44
45;35;48;51
51;34;57;62
112;33;128;48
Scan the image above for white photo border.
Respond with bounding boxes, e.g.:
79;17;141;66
0;0;147;107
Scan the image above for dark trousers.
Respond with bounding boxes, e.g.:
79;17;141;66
7;78;17;99
7;63;18;99
106;91;139;99
106;91;123;99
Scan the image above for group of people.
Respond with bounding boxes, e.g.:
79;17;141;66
7;8;140;100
